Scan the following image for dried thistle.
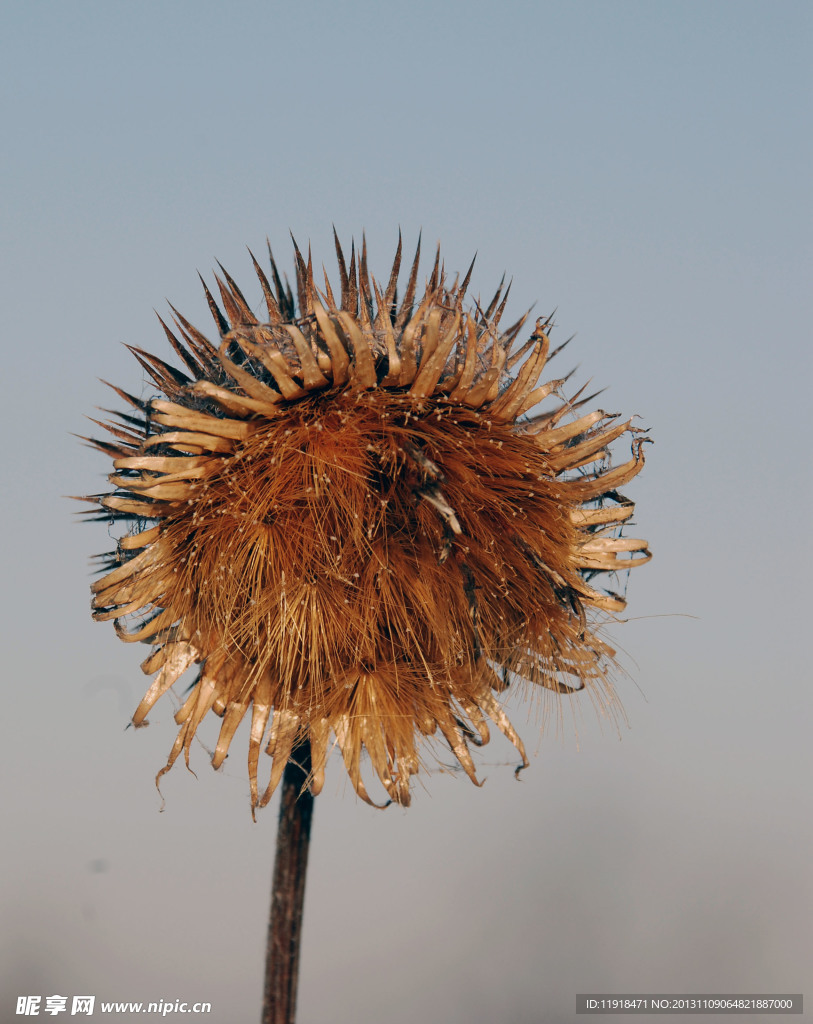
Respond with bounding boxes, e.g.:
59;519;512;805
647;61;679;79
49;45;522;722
81;233;650;814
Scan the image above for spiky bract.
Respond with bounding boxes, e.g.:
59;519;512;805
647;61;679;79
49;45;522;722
82;234;650;813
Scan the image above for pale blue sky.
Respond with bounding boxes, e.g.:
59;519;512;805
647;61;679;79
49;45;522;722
1;2;811;1022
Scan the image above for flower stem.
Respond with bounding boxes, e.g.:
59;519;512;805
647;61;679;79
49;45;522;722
262;740;314;1024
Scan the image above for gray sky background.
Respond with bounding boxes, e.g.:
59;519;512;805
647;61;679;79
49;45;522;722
1;2;810;1022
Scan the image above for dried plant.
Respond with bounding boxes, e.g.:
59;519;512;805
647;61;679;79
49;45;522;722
81;233;650;815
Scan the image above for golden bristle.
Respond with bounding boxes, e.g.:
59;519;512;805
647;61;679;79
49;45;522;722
82;235;650;814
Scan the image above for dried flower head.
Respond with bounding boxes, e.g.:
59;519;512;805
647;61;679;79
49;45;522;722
81;233;650;813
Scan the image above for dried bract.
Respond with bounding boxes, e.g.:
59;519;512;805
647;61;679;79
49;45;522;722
81;234;650;813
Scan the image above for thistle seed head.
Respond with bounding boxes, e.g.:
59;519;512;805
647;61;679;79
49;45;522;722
81;233;650;813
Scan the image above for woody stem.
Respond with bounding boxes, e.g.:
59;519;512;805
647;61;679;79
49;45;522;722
262;740;314;1024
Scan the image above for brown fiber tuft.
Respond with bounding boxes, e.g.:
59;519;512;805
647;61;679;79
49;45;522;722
80;235;650;813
